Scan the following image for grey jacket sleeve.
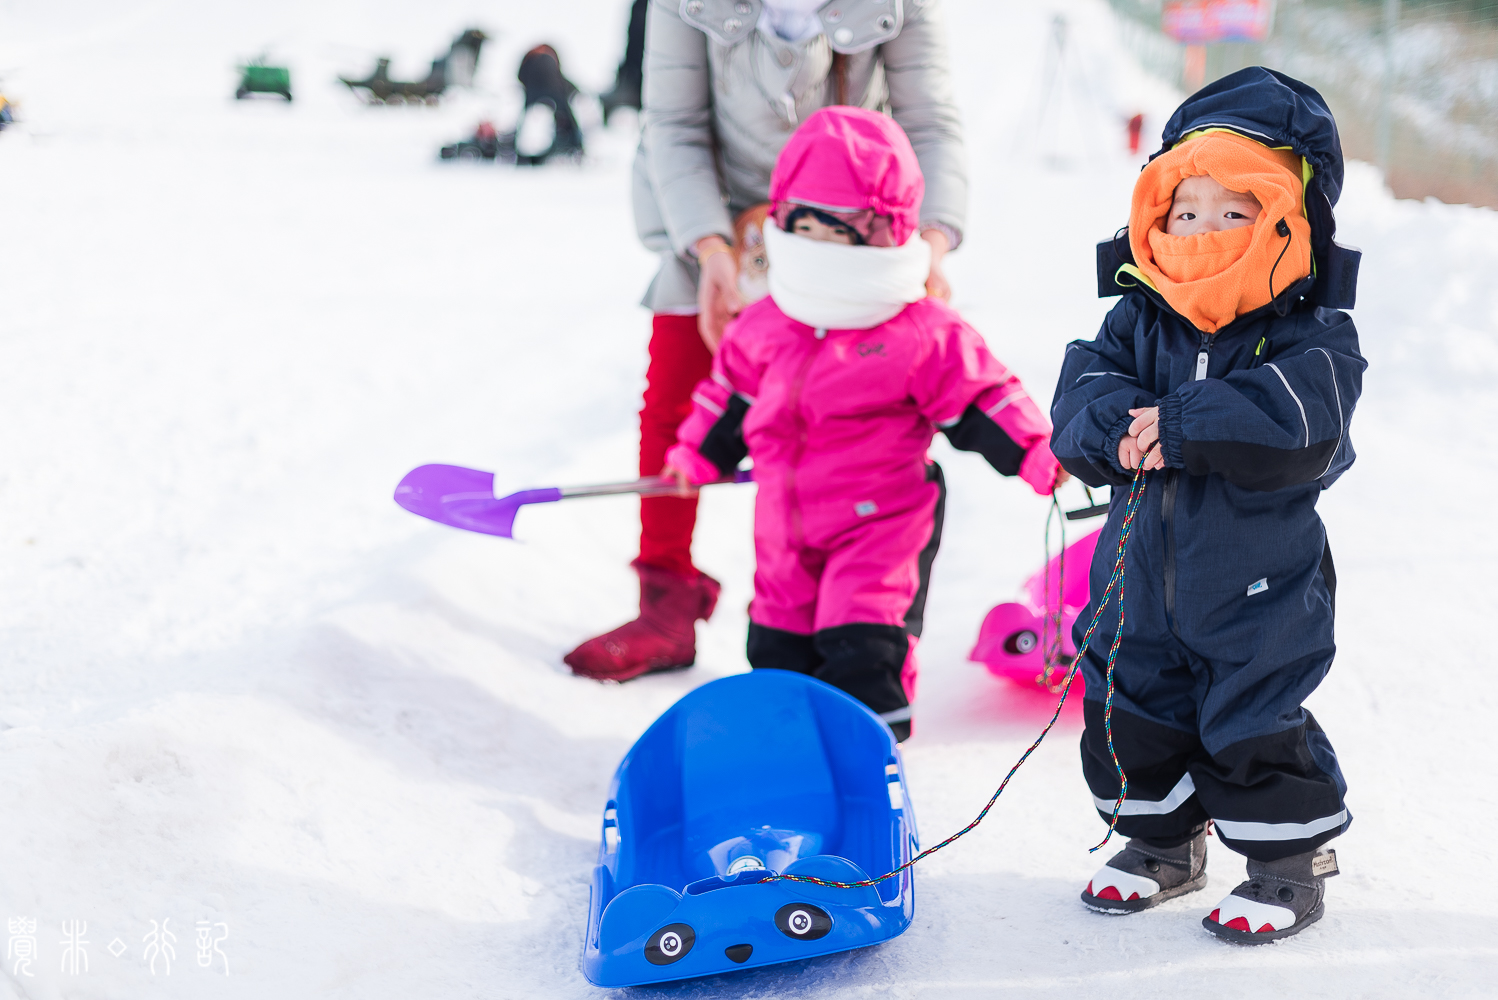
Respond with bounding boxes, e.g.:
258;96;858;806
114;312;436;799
881;0;967;244
641;0;734;258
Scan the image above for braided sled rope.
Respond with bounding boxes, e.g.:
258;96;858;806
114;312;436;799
763;460;1153;890
1086;457;1152;853
1038;493;1068;692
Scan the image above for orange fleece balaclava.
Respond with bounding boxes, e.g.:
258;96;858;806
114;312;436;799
1128;131;1313;334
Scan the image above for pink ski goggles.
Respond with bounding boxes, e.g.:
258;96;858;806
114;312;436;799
771;201;900;247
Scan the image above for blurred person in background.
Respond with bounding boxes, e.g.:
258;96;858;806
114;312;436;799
600;0;649;122
566;0;968;682
517;44;585;161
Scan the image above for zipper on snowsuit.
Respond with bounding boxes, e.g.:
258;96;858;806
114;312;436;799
1165;333;1210;632
785;329;827;548
1250;336;1271;369
1161;469;1180;631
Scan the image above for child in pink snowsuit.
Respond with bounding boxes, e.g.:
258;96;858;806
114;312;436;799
665;107;1062;740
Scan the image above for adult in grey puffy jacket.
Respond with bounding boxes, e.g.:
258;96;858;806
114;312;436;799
565;0;969;682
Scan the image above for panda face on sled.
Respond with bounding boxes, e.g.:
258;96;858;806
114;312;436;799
642;901;834;969
583;830;914;986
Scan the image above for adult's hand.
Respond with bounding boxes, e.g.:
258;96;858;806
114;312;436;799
921;228;952;302
695;235;742;354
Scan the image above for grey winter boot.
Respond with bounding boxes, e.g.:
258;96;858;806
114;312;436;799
1080;825;1209;913
1202;847;1339;944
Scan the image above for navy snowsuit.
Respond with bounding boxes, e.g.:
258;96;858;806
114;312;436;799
1051;69;1367;862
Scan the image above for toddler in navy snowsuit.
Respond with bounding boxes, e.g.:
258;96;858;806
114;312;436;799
1050;69;1367;943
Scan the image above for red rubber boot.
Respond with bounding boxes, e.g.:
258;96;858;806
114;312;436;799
564;561;722;681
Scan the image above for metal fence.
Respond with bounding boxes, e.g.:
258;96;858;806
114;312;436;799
1109;0;1498;207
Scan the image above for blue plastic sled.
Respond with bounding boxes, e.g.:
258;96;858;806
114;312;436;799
582;670;917;987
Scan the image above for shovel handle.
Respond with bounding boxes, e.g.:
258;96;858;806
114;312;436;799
556;468;753;501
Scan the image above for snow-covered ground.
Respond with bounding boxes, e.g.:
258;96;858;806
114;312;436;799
3;1;1497;996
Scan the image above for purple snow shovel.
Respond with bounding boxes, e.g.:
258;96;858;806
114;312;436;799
394;464;754;539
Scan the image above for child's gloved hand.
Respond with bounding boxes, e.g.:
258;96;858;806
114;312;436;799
1118;406;1166;471
662;443;721;494
1019;442;1069;495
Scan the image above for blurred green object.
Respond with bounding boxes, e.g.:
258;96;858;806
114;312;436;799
236;58;292;101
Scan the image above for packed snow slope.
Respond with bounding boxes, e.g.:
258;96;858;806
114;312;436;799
3;0;1497;997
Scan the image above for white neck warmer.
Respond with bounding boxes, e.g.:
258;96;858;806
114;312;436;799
764;223;931;330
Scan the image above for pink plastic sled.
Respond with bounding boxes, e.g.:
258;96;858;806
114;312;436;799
969;528;1101;693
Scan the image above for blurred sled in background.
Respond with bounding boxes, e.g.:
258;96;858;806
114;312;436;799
440;120;512;162
340;28;487;105
235;55;292;101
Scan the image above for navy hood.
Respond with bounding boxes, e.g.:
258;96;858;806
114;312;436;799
1156;67;1344;208
1119;67;1359;310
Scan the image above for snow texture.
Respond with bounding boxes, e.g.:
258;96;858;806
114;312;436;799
2;0;1496;997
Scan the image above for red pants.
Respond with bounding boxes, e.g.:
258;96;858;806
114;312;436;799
639;314;714;576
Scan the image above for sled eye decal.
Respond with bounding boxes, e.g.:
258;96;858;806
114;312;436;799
644;924;695;965
775;903;832;941
1004;630;1038;655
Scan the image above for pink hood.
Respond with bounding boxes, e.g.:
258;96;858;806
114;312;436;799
769;107;924;247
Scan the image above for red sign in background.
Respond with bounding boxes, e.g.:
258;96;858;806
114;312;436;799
1162;0;1276;44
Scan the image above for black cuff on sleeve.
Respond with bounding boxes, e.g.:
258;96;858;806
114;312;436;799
1102;412;1135;476
1157;394;1186;468
698;394;750;475
941;403;1026;476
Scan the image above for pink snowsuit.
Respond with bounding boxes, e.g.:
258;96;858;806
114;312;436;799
665;107;1060;735
670;297;1056;629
